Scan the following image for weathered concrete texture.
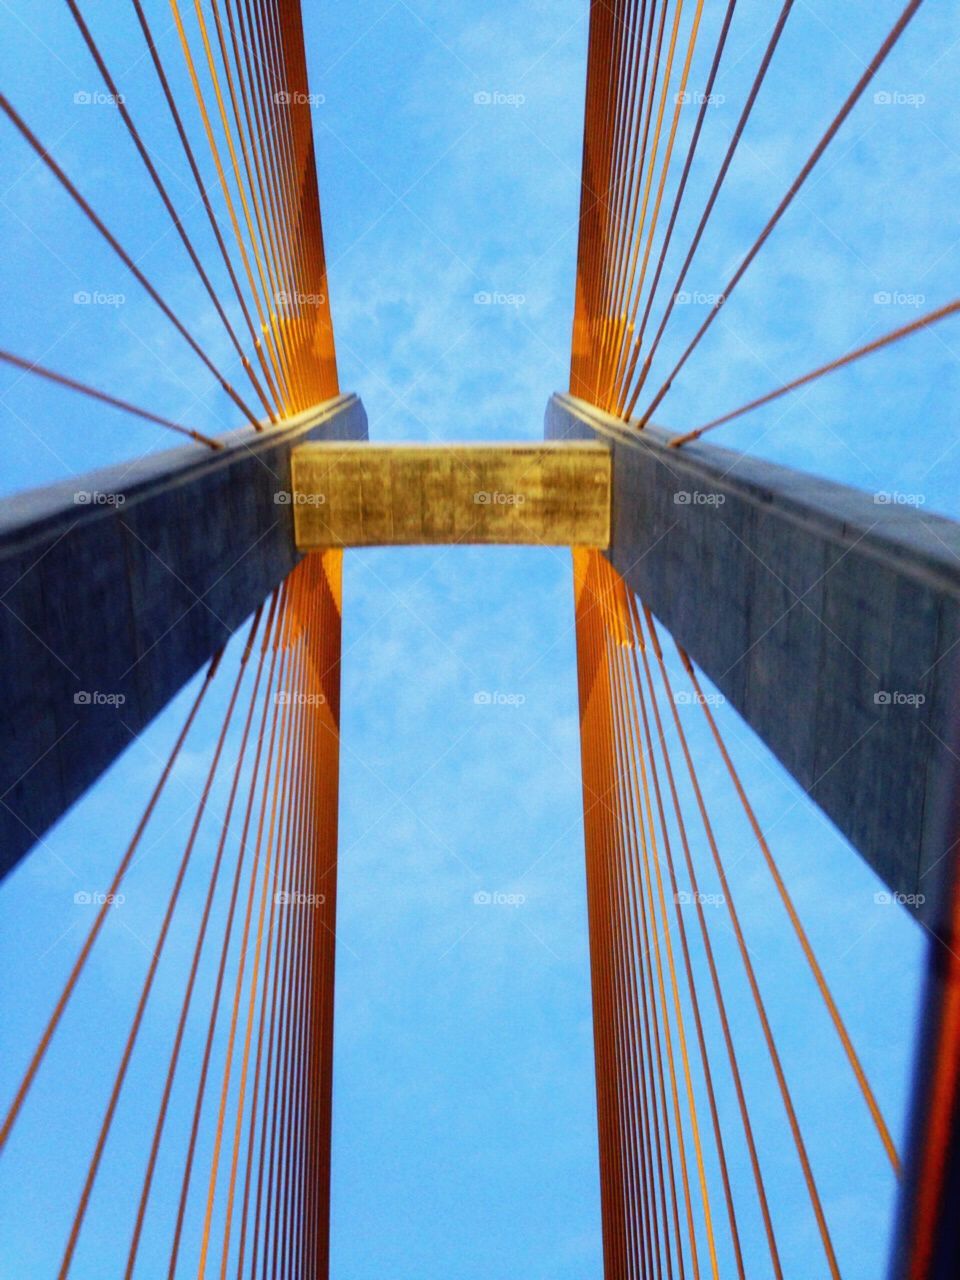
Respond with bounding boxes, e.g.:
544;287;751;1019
292;441;611;548
546;392;960;916
0;394;367;878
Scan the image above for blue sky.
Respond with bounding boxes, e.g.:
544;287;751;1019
0;0;957;1275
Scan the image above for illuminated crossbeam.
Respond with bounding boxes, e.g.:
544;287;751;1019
291;442;611;548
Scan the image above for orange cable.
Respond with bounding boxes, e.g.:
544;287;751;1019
670;298;960;447
124;601;274;1277
645;606;840;1278
166;586;287;1276
0;649;222;1155
636;0;927;427
57;626;255;1277
0;95;261;431
631;595;782;1278
65;0;276;422
129;0;282;417
680;645;901;1171
0;348;221;449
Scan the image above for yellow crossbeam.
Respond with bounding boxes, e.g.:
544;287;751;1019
291;441;611;548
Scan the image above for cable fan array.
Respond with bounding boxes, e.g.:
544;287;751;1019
570;0;957;439
565;6;956;1258
573;548;900;1279
0;554;342;1277
1;0;338;445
